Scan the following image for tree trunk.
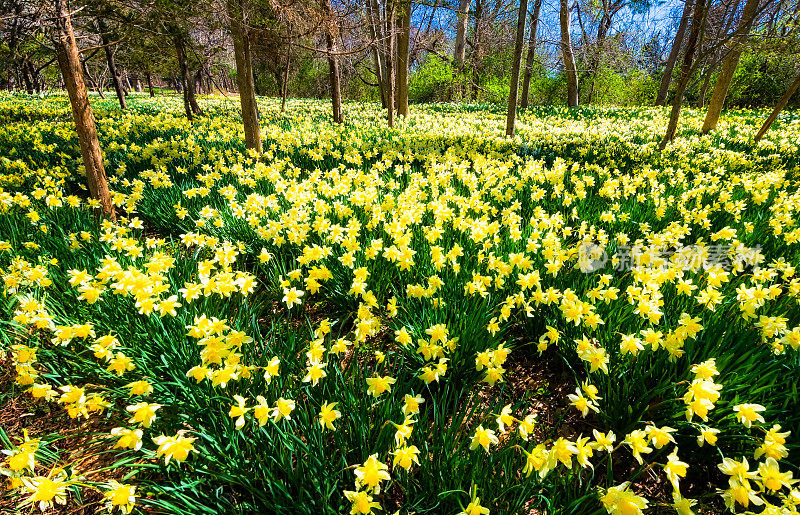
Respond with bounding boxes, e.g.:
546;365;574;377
506;0;529;136
81;58;101;97
701;0;760;132
660;0;707;149
520;0;542;109
123;72;132;95
754;70;800;142
396;0;411;116
227;0;262;152
586;13;613;104
698;67;711;106
97;18;126;109
364;0;386;109
453;0;470;70
173;35;193;119
21;59;34;94
471;0;483;100
27;61;42;94
560;0;579;107
146;71;154;97
656;0;693;106
385;0;395;127
281;41;291;113
55;0;115;221
326;32;344;124
173;33;202;119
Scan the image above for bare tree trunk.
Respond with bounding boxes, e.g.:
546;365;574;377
146;71;154;97
471;0;483;100
366;1;387;107
20;59;34;94
326;32;344;124
227;0;262;152
701;0;760;132
97;18;126;109
754;70;800;142
585;12;613;104
173;35;193;120
172;33;203;119
520;0;542;109
124;72;132;95
55;0;115;221
281;41;291;113
396;0;411;116
656;0;693;106
660;0;707;149
698;67;711;106
506;0;528;136
385;0;395;127
27;61;42;94
453;0;470;69
81;57;103;97
560;0;579;107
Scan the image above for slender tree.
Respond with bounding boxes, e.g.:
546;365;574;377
385;0;395;127
656;0;693;106
520;0;542;108
54;0;115;220
754;69;800;142
365;0;387;107
561;0;579;107
227;0;262;151
97;17;127;109
396;0;412;116
453;0;470;70
506;0;529;136
322;0;344;124
701;0;762;132
660;0;708;148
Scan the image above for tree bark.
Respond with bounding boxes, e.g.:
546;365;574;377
366;0;387;107
27;61;42;94
506;0;528;136
172;33;202;120
660;0;707;149
520;0;543;109
453;0;470;69
560;0;579;107
146;71;154;97
20;59;34;94
698;65;711;106
281;41;291;113
396;0;411;116
385;0;395;127
55;0;115;221
81;57;104;98
97;18;126;109
754;70;800;142
326;32;344;124
471;0;483;100
656;0;693;106
227;0;262;152
585;11;614;104
701;0;760;132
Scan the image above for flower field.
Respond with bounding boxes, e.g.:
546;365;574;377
1;92;799;514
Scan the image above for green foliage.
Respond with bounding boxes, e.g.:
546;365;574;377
727;50;800;108
589;68;659;106
408;57;454;104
